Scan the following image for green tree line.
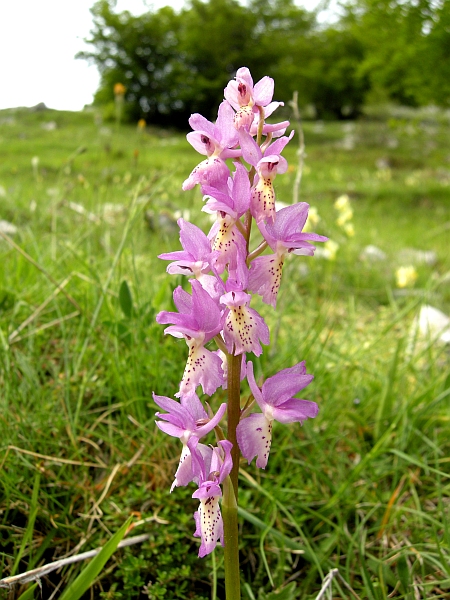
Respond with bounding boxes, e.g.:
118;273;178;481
77;0;450;125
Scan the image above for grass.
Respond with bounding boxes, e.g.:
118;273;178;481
0;104;449;599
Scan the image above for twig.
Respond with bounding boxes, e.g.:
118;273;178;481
92;463;122;514
315;568;362;600
288;91;306;204
0;534;150;589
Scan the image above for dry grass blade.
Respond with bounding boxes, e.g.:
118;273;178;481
376;474;407;540
0;534;150;589
315;568;363;600
2;446;106;470
8;274;74;343
0;229;82;313
9;311;80;344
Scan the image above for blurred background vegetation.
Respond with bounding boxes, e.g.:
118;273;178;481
77;0;450;126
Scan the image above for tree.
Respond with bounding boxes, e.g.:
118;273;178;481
342;0;450;106
78;0;190;126
79;0;324;124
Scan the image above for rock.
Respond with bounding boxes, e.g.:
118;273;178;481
0;220;18;235
144;209;178;235
102;203;126;224
397;248;438;266
411;305;450;345
376;157;391;170
360;245;387;262
41;121;57;131
29;102;48;112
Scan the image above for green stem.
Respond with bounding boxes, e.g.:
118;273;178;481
227;352;241;495
257;106;265;146
247;241;268;266
223;351;242;599
222;477;241;600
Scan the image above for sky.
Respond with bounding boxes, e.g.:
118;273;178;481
0;0;328;112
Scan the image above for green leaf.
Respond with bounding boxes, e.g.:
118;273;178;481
17;583;39;600
119;280;133;318
397;554;410;595
12;473;40;576
152;279;169;310
258;582;297;600
117;321;132;346
238;507;307;555
59;517;132;600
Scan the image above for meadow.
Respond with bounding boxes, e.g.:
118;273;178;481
0;104;449;599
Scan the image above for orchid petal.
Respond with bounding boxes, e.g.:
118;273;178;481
246;361;268;412
188;113;216;138
236;412;272;469
238;130;262;167
261;362;313;407
187;131;218;156
216;100;239;147
177;341;224;398
263;101;284;118
264;131;294;157
248;253;284;308
190;280;222;340
180;393;208;422
272;398;319;424
195;402;227;438
178;219;212;262
253;76;274;105
155;421;185;438
193;496;224;557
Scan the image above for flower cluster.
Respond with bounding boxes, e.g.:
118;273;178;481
154;67;326;558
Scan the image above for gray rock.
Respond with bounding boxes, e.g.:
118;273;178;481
0;220;18;235
29;102;48;112
41;121;57;131
360;245;387;262
398;248;438;266
410;305;450;345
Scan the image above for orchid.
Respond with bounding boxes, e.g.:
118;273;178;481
249;106;290;138
239;129;294;223
202;162;251;273
224;67;279;131
153;393;227;490
154;67;326;596
158;218;214;279
190;438;233;557
156;280;224;398
237;361;318;468
249;202;328;307
215;349;247;389
219;252;269;356
182;101;240;190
